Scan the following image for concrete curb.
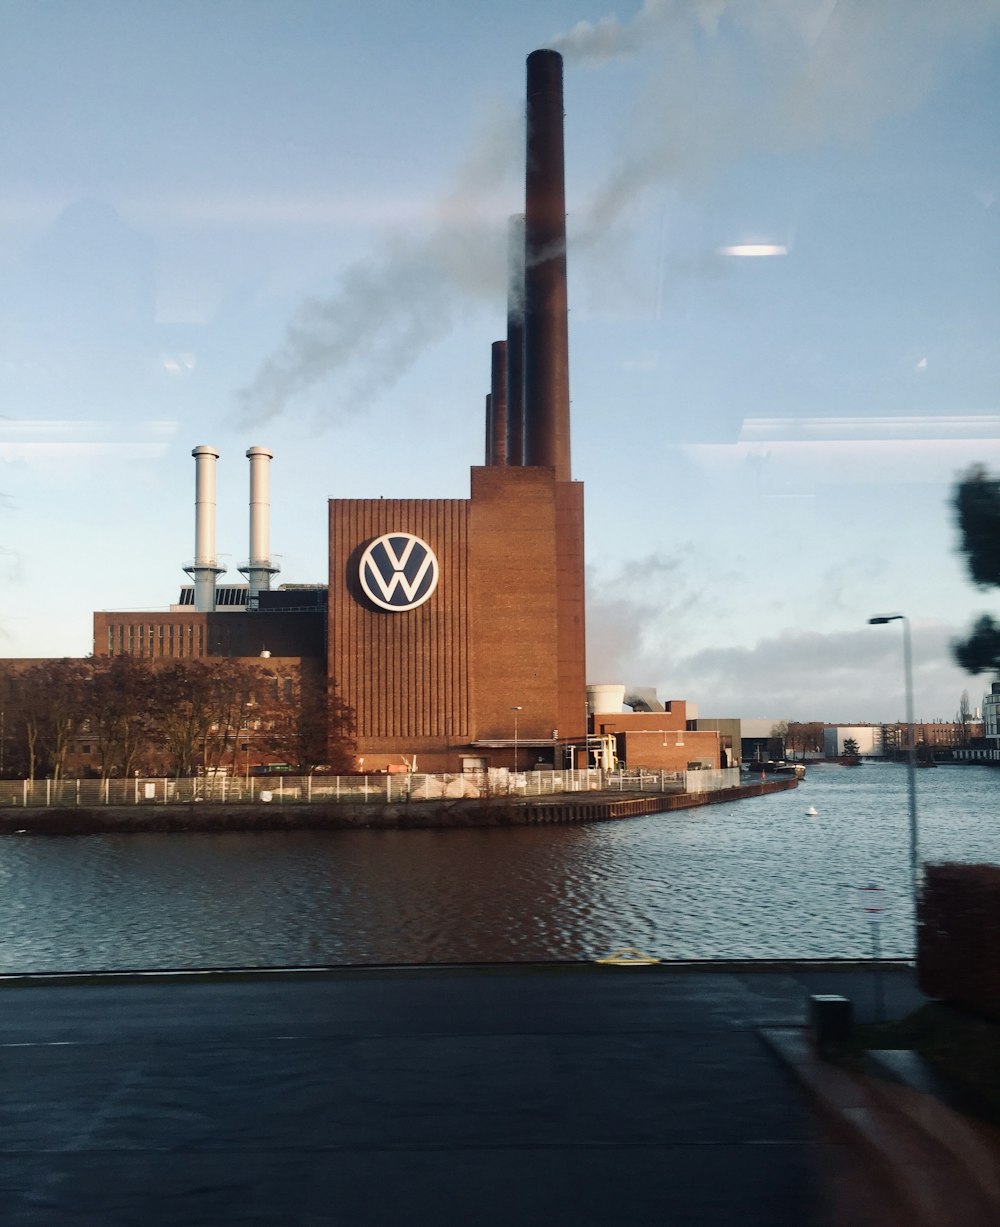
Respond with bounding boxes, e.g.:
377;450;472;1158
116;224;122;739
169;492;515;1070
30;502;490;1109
762;1028;1000;1227
0;957;916;988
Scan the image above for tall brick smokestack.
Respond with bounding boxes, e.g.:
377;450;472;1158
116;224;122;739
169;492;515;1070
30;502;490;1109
489;340;508;465
523;49;570;482
506;214;525;466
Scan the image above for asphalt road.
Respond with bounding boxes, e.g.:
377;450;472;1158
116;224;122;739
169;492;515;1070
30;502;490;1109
2;964;925;1226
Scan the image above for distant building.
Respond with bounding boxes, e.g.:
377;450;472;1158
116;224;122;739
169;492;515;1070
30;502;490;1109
953;679;1000;762
738;718;787;764
827;720;983;761
693;717;742;768
982;681;1000;738
823;726;881;757
587;686;721;771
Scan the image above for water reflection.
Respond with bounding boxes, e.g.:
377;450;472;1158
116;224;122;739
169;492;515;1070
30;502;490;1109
1;763;998;972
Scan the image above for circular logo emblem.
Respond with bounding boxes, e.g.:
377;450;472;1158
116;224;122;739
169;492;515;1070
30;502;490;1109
358;532;439;612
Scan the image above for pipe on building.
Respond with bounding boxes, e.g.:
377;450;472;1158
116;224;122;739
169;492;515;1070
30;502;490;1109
184;444;225;612
239;445;279;601
523;49;571;482
485;394;493;465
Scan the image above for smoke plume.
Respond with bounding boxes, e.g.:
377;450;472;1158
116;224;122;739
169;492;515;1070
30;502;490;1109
238;1;999;423
235;116;520;426
560;0;1000;249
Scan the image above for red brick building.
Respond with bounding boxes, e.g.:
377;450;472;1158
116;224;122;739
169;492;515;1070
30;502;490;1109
327;51;586;771
591;701;722;772
329;464;584;773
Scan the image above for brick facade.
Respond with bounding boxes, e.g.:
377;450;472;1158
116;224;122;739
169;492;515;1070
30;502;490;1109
93;610;325;660
328;465;586;771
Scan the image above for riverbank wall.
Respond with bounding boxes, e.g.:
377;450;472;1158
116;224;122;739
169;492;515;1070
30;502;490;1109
0;778;796;835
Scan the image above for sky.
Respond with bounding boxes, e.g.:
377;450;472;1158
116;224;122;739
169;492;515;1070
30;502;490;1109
1;0;999;724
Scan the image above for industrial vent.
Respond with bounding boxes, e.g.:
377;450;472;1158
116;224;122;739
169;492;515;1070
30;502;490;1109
177;585;249;607
255;587;328;612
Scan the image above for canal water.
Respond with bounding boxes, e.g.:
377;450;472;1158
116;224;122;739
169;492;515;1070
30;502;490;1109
1;763;997;972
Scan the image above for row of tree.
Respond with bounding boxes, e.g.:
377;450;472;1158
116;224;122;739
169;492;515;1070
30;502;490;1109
0;656;355;782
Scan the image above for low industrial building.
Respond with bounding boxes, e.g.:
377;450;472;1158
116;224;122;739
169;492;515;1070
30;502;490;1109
586;685;722;772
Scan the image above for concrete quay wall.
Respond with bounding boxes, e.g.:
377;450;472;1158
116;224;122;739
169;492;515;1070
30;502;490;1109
0;779;796;836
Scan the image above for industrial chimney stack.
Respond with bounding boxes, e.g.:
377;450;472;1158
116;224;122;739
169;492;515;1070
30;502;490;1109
239;445;279;603
522;48;571;481
489;340;508;466
184;444;225;612
506;213;526;466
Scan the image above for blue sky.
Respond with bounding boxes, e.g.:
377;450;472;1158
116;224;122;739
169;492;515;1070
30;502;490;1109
1;0;999;723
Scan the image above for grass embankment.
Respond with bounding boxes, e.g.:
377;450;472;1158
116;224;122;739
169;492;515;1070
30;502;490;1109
852;1002;1000;1116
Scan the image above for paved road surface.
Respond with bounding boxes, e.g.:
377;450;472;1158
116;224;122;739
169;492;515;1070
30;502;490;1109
2;964;924;1226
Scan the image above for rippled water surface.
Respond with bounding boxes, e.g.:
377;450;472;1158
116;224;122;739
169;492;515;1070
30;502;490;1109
2;763;998;971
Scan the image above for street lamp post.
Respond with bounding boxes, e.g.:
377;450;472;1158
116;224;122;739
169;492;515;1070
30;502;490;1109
869;614;920;925
243;701;254;789
511;706;523;774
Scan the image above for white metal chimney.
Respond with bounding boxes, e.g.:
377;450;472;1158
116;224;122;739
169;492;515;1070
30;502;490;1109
238;445;279;603
184;444;225;612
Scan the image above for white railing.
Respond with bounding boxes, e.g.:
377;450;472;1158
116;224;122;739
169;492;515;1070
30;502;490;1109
681;768;741;793
3;766;743;807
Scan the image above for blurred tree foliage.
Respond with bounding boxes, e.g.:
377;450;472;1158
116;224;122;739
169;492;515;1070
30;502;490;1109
953;466;1000;673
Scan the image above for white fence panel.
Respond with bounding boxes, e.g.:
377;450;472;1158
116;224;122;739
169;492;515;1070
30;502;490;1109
8;765;744;806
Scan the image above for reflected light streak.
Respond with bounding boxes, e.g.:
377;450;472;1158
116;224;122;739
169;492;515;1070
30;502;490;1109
717;243;788;257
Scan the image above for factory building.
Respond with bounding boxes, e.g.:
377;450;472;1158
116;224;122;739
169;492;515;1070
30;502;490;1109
93;442;328;668
586;685;723;772
330;50;584;771
93;50;587;774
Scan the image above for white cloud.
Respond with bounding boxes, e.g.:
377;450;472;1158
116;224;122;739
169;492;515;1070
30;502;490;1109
667;622;982;723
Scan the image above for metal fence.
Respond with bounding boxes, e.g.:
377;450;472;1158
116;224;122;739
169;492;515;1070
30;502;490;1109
5;767;743;807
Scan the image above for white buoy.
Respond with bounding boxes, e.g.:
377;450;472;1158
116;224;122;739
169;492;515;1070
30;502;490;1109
805;806;818;817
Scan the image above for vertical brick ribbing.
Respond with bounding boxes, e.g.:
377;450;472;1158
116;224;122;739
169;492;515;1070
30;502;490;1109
328;499;470;742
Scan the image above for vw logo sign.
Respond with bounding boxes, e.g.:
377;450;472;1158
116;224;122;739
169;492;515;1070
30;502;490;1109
358;532;439;612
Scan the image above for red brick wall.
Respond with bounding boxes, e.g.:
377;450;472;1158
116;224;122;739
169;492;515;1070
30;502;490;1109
595;707;688;735
328;497;472;755
93;611;325;660
618;729;721;771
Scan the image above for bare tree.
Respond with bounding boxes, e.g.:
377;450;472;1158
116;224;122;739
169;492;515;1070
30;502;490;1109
0;656;357;782
0;660;90;782
89;656;157;780
768;720;789;760
258;667;355;773
957;690;973;745
154;660;216;778
786;721;824;761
